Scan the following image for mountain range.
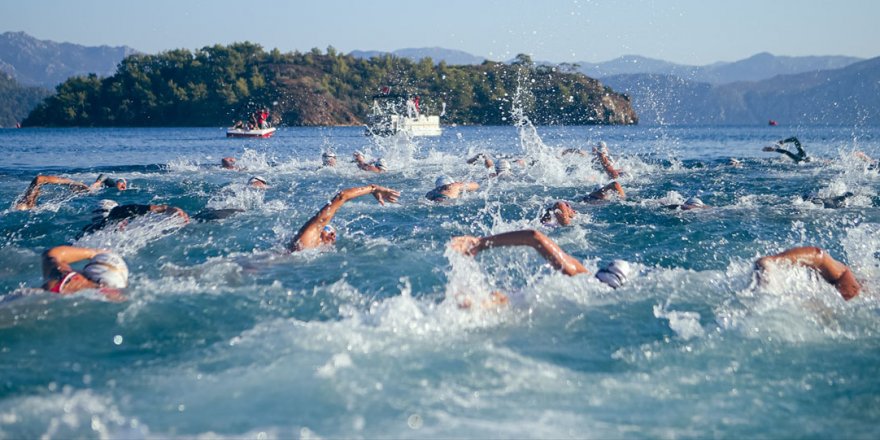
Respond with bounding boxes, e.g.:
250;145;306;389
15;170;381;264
1;31;877;126
0;31;137;88
602;56;880;126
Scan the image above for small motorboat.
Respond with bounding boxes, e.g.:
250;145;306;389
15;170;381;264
226;127;277;138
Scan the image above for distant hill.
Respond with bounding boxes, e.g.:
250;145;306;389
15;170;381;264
0;31;138;87
349;47;486;65
579;52;863;84
601;56;880;125
0;71;50;127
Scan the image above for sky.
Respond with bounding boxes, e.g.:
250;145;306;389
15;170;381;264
2;0;878;66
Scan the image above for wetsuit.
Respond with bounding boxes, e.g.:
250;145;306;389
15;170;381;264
771;137;810;163
192;208;245;222
806;192;855;209
80;204;154;236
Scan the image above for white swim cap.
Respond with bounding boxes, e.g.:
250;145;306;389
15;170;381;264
93;199;119;216
248;175;268;186
596;259;631;288
81;253;129;288
435;176;455;188
376;158;388;170
684;197;705;208
322;151;336;158
597;141;608;152
496;159;512;173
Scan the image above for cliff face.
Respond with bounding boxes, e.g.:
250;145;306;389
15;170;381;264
599;92;638;125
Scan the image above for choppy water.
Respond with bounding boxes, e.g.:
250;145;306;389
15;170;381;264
1;123;880;438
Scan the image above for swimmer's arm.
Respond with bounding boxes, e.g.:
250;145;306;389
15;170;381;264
467;154;494;169
37;175;89;190
762;146;800;162
755;246;861;300
602;181;626;198
15;175;89;210
148;205;190;223
291;185;400;250
353;154;381;172
452;230;588;276
461;182;480;192
595;152;621;179
561;148;587;156
780;137;802;149
42;246;102;279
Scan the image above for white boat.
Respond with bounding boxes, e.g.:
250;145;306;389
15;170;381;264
226;127;277;138
365;93;442;137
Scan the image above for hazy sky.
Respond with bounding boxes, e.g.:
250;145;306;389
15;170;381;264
2;0;878;65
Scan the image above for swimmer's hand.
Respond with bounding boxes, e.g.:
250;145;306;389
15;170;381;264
169;207;190;224
449;235;482;256
762;146;777;152
370;185;400;205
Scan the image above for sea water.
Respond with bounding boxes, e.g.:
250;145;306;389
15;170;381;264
0;124;879;438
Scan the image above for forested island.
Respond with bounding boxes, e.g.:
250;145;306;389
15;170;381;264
22;43;637;127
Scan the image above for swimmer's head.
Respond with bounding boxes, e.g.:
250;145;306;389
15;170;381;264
93;199;119;217
320;224;337;244
435;175;455;189
104;177;126;190
375;158;388;171
729;158;742;167
596;141;608;153
595;260;632;289
541;201;576;226
495;159;512;174
221;157;237;169
683;197;705;209
248;176;269;189
322;151;337;166
82;252;129;288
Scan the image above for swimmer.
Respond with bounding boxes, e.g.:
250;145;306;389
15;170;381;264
321;151;337;167
729;158;743;168
450;229;633;287
353;152;386;173
425;176;479;202
592;141;622;179
540;201;577;226
802;191;855;209
13;175;92;211
490;159;513;178
582;181;626;203
664;197;709;211
248;176;269;189
80;201;189;236
89;174;127;191
754;246;861;300
289;184;401;251
467;153;494;169
221;157;238;170
41;245;128;300
762;136;810;163
854;151;879;171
